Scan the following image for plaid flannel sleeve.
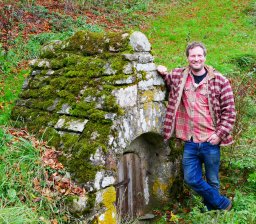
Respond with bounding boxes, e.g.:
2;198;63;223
215;80;236;139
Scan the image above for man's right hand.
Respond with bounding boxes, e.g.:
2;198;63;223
157;65;168;75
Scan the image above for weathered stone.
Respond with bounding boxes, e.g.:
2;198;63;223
38;59;51;68
90;147;105;166
114;75;136;85
129;31;151;52
153;89;166;101
47;98;60;112
103;62;117;75
104;113;117;120
41;40;62;58
138;79;154;90
57;103;71;115
138;53;154;64
54;117;88;132
31;70;41;76
46;70;55;76
123;63;133;74
146;71;165;86
67;196;88;214
123;52;154;63
22;79;29;89
101;176;115;188
90;131;100;141
136;63;156;72
112;85;137;107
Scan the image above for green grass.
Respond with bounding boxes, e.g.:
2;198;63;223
0;127;73;223
146;0;256;74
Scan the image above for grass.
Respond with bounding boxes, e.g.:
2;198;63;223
146;0;256;74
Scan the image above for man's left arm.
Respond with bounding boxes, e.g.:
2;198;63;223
215;79;236;140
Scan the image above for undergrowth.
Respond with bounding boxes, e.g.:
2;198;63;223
0;128;66;223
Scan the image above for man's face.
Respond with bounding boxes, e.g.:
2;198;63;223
187;46;206;72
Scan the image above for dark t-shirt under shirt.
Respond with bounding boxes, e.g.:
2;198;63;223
192;71;208;84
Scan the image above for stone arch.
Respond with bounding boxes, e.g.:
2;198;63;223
116;132;175;220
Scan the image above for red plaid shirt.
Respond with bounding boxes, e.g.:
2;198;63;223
175;73;215;142
159;65;236;146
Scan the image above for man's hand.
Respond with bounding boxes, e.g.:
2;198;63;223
157;65;168;75
207;133;221;145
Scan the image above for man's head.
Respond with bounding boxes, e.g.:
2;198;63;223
186;42;207;73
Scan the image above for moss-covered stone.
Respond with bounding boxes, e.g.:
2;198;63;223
98;186;117;224
168;138;183;162
42;127;61;148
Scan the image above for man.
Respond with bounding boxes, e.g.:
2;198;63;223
157;42;236;211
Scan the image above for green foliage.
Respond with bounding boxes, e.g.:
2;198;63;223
230;54;256;71
0;127;70;223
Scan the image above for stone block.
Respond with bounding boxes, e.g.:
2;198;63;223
54;116;88;132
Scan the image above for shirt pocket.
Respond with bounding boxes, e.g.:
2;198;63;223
198;88;208;105
183;87;190;99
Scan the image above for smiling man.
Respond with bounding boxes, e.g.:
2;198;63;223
157;42;236;211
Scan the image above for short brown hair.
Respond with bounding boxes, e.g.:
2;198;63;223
186;42;207;57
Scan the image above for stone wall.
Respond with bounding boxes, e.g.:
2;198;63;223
11;30;183;222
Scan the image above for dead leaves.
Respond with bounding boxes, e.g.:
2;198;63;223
6;127;86;200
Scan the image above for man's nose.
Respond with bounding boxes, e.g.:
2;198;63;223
194;55;199;61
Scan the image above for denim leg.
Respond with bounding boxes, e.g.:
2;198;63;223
202;142;221;210
183;141;230;210
203;142;220;190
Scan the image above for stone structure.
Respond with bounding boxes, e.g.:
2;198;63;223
11;31;183;223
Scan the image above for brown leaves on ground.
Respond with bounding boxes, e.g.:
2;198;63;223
6;127;86;200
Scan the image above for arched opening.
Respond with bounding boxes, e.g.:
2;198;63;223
116;132;169;220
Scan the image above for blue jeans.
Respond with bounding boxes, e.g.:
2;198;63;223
182;140;231;210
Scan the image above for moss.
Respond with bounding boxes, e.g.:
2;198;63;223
64;70;85;78
28;99;55;110
63;54;83;66
141;90;154;102
101;73;130;84
168;138;183;162
152;179;169;199
65;193;96;216
12;30;134;190
50;77;70;89
64;79;87;95
65;31;107;55
57;90;76;102
42;127;61;148
80;121;111;146
88;109;110;123
59;120;113;183
11;106;30;123
65;157;99;183
50;58;65;69
60;132;80;153
29;75;51;89
19;89;41;99
98;186;117;224
70;102;96;118
108;31;130;52
38;85;57;99
102;95;119;112
108;55;127;73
